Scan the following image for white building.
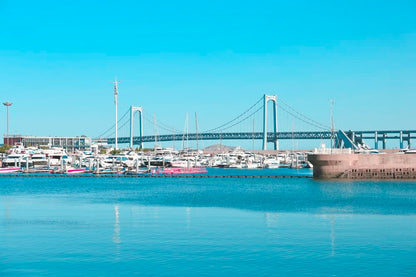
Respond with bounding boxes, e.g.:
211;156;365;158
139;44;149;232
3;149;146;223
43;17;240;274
3;135;92;152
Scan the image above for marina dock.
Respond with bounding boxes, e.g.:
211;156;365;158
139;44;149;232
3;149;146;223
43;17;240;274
0;173;311;178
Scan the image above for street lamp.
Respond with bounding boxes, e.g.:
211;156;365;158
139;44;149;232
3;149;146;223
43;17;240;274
3;101;12;146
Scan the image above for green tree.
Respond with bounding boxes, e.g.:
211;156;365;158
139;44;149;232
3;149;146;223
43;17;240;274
0;145;11;153
110;149;122;155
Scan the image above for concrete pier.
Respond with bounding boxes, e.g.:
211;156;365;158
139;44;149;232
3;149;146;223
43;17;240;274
308;152;416;179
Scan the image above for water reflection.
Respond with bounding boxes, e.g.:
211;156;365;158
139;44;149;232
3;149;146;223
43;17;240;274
330;215;335;256
186;207;191;230
4;200;11;220
113;205;121;244
265;212;279;229
318;214;338;256
1;194;416;276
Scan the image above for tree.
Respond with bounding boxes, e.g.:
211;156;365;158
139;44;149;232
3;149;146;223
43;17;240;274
110;149;122;155
0;145;11;153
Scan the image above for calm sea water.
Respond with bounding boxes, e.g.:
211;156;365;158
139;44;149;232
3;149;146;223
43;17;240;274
1;168;416;276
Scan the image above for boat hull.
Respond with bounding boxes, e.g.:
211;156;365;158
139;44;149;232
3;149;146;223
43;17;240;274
153;167;207;175
0;167;20;173
66;169;87;174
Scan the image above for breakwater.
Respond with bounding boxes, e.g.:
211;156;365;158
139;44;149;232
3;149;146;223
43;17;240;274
308;151;416;179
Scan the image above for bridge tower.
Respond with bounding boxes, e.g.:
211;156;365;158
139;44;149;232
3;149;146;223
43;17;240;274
263;94;278;150
130;106;144;149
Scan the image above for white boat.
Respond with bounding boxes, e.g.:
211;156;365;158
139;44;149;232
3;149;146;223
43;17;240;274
2;154;32;168
50;167;87;174
43;148;71;167
171;157;200;168
405;149;416;154
171;158;189;168
30;153;48;167
263;157;281;169
6;144;26;155
100;155;136;168
242;155;262;169
243;161;262;169
229;163;243;169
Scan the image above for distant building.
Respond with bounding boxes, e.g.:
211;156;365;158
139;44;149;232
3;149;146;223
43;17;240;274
3;135;92;151
92;137;109;148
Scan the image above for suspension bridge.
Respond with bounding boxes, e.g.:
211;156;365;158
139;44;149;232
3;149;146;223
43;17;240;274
96;93;416;150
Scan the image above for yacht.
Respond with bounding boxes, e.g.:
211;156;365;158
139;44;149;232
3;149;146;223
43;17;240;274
100;155;137;169
263;156;281;169
30;153;48;168
2;153;32;168
43;148;72;167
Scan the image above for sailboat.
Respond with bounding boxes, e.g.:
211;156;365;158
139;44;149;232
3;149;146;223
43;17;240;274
154;113;207;175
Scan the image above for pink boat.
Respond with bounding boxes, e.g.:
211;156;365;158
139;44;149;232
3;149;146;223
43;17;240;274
153;167;207;175
50;168;87;174
66;168;87;174
0;167;20;173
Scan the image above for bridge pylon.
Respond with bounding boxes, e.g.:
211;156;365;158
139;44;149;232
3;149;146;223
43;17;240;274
130;106;143;149
263;94;278;150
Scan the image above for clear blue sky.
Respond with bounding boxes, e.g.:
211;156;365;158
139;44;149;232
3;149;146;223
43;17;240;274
1;0;415;148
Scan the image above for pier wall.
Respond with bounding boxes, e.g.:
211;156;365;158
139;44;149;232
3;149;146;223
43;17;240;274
308;153;416;179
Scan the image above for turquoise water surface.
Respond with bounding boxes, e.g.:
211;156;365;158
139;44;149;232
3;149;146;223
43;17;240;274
1;168;416;276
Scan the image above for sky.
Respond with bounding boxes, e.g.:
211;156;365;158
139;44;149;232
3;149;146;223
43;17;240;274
1;0;415;149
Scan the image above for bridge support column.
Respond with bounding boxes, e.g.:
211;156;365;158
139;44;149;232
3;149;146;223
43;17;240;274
375;131;378;149
382;133;386;150
130;106;143;149
408;133;411;148
400;131;403;149
263;94;278;150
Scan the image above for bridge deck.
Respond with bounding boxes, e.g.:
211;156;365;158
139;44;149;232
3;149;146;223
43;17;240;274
105;130;416;144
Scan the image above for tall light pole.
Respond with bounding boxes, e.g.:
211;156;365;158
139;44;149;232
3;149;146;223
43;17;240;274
330;99;335;149
112;79;121;150
3;101;12;146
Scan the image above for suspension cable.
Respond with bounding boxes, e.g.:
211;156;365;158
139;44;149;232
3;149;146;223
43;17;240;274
95;108;131;138
277;103;330;130
142;111;183;134
216;105;263;132
143;115;180;134
102;114;133;138
203;96;263;133
278;97;330;130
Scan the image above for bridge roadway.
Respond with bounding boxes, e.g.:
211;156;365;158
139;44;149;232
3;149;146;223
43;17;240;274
108;131;331;144
106;130;416;146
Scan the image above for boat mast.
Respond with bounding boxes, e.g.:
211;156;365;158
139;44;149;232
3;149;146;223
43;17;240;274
330;99;335;149
153;114;158;149
195;112;199;151
252;119;255;151
186;113;189;150
182;113;189;151
172;127;175;150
